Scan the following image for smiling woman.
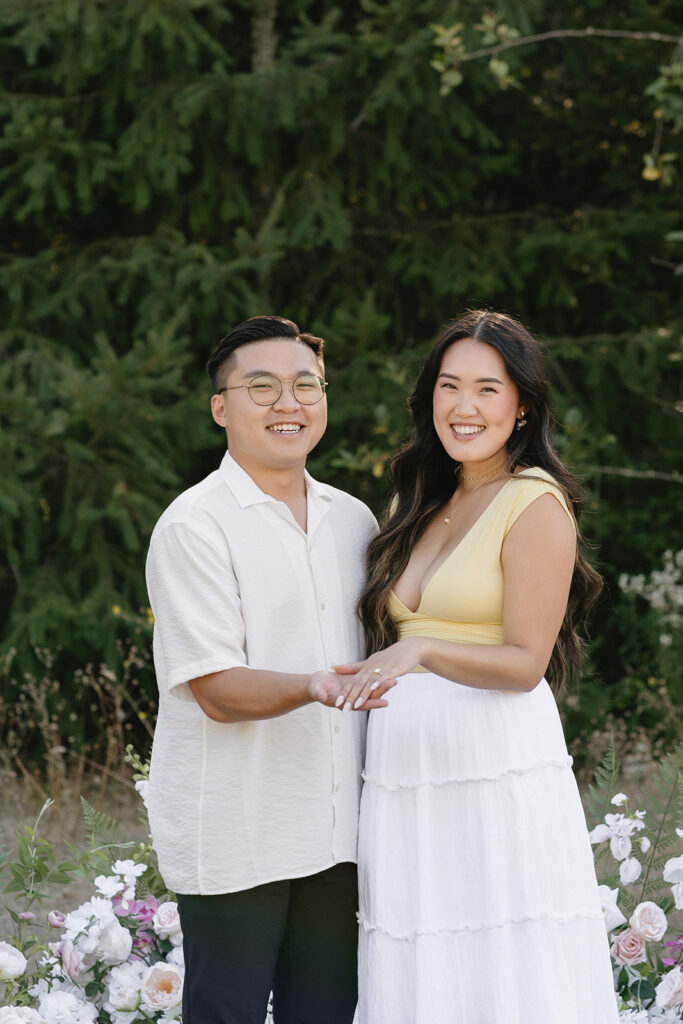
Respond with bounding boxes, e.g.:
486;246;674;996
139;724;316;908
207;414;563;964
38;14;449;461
336;310;618;1024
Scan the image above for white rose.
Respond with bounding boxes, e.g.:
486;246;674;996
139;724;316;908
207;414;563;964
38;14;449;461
656;966;683;1009
140;962;184;1012
630;901;668;942
598;885;627;933
0;1009;46;1024
105;960;145;1012
663;856;683;884
0;942;28;981
166;945;184;968
589;823;610;844
152;902;183;946
612;793;629;806
619;857;642;885
37;990;97;1024
610;834;632;861
97;920;133;964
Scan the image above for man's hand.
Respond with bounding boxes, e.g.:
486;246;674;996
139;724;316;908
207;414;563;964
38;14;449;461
308;670;396;711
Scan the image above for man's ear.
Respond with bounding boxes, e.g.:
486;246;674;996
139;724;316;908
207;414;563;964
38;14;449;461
211;393;228;428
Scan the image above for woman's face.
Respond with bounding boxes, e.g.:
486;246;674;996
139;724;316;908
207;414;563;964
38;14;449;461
432;337;524;466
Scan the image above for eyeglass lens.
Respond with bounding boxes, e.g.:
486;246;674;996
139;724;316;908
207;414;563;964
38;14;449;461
248;374;325;405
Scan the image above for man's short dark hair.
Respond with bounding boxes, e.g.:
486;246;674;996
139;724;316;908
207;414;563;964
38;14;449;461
206;316;325;393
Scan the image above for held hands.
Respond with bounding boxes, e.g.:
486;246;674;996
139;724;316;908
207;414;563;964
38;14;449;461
332;637;427;712
307;669;396;712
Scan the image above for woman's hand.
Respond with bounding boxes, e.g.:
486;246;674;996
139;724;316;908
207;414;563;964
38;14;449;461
332;637;427;711
307;669;396;711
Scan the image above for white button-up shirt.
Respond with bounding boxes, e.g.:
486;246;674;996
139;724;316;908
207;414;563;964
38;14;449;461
145;452;376;894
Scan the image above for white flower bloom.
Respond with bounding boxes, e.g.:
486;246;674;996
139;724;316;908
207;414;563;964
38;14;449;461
97;920;133;965
589;823;611;844
0;942;27;980
134;779;149;809
610;834;632;861
671;881;683;910
663;856;683;884
37;990;97;1024
612;793;629;806
597;885;627;933
617;1009;649;1022
676;828;683;840
640;836;651;854
619;857;642;885
0;1009;46;1024
166;945;185;968
112;860;147;888
104;960;145;1015
94;875;124;899
660;634;673;646
656;966;683;1009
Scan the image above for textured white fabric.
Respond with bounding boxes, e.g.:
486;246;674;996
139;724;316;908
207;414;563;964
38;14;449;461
357;672;619;1024
145;451;376;894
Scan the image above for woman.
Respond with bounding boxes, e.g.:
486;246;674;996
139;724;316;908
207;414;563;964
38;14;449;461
335;311;618;1024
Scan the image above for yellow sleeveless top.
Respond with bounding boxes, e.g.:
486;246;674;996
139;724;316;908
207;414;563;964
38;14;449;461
389;468;575;658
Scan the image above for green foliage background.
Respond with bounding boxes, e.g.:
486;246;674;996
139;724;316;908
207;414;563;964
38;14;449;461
1;0;681;770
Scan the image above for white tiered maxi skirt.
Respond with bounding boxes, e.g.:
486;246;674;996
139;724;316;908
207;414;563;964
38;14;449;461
357;672;619;1024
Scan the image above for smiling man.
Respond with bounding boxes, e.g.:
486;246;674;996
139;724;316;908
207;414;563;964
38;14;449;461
145;316;390;1024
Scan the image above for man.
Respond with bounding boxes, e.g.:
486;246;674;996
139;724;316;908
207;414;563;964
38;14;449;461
145;316;392;1024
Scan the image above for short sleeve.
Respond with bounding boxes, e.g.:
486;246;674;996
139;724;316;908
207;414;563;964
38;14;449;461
146;523;247;701
504;476;576;538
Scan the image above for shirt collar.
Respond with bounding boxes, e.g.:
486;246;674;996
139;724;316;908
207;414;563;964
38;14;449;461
219;450;333;511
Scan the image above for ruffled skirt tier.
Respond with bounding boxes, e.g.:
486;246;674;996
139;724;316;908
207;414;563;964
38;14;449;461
356;673;619;1024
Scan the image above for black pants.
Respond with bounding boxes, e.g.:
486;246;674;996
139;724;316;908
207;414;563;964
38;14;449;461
177;862;358;1024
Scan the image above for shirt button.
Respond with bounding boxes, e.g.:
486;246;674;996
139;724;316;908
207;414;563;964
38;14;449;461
334;784;340;792
320;602;326;610
334;725;341;733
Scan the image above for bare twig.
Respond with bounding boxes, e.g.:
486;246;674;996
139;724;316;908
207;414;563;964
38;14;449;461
457;28;683;65
584;466;683;484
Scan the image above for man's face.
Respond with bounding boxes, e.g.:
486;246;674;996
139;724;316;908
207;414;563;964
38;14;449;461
211;339;327;475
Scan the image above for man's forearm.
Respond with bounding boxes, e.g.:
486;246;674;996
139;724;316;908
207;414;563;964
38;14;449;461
189;667;313;723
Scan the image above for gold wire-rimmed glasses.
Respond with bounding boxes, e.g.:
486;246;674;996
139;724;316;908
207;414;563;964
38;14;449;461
218;373;328;406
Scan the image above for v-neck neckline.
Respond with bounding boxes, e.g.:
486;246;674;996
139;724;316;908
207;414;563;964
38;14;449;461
391;471;530;615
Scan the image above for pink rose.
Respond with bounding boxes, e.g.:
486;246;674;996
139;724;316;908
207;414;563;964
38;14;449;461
152;902;183;946
656;966;683;1009
57;938;83;980
611;927;647;966
630;901;668;942
140;962;184;1012
47;910;65;927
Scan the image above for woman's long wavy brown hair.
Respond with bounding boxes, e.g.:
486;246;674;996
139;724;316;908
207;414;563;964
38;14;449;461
358;310;602;695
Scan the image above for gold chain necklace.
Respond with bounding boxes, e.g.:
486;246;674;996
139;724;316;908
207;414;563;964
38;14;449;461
443;460;509;524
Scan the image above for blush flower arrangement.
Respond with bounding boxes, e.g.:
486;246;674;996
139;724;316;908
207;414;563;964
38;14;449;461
2;742;682;1022
585;741;683;1022
0;750;189;1024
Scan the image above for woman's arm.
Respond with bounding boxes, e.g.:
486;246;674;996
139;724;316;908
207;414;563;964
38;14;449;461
335;493;575;709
